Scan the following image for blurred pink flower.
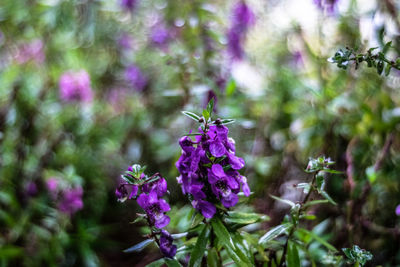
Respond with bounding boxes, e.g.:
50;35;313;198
396;204;400;216
15;39;45;64
59;70;93;103
58;186;84;216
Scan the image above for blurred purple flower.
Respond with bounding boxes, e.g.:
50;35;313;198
120;0;137;11
46;177;59;197
59;70;93;103
314;0;339;15
137;191;171;228
124;65;147;92
25;181;38;197
159;230;177;258
15;39;45;64
396;204;400;216
117;33;134;50
150;24;170;48
227;2;255;60
58;187;84;215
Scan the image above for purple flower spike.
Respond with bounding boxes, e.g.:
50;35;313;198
137;191;171;228
159;230;177;258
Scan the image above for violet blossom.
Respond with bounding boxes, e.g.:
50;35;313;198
176;124;250;219
120;0;137;11
124;65;148;92
137;191;171;228
226;2;255;60
314;0;339;15
58;187;84;215
150;24;171;48
396;204;400;216
15;39;45;64
159;230;177;258
59;70;93;103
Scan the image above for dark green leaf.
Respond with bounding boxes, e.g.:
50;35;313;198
146;258;165;267
123;239;154;253
207;248;221;267
287;242;300;267
207;98;215;117
270;195;295;208
383;41;392;54
165;258;183;267
220;119;235;125
385;63;392;76
182;111;201;122
297;228;338;252
320;191;337;205
189;225;210;267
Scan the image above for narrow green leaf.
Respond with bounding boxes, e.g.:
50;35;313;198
207;248;221;267
297;228;338;252
220;119;235;125
189;225;210;267
165;258;183;267
287;242;300;267
202;109;210;121
207;98;215;116
385;64;392;76
303;199;330;209
123;239;154;253
270;195;295;208
226;79;236;96
211;217;251;266
321;191;337;205
146;258;165;267
225;211;269;225
182;111;201;122
259;223;292;245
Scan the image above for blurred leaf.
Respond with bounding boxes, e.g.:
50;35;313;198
123;239;154;253
225;211;269;225
297;228;337;252
287;242;300;267
207;248;221;267
270;195;296;208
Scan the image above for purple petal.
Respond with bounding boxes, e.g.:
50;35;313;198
209;141;226;157
211;164;225;178
396;204;400;216
193;200;216;219
155;214;170;228
228;153;245;170
158;199;171;213
137;193;149;209
221;193;238;208
129;185;139;199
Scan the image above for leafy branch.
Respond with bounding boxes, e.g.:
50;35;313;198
329;41;400;76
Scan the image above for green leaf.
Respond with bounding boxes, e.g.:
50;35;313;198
320;191;337;205
183;133;203;137
165;258;183;267
383;41;392;54
123;239;154;253
296;183;311;194
287;242;300;267
377;61;384;75
207;98;215;117
207;248;221;267
191;213;204;228
385;63;392;76
220;119;235;125
297;228;338;252
182;111;201;122
211;217;251;266
146;258;165;267
202;109;210;121
259;223;292;245
189;225;210;267
270;195;296;208
225;79;236;96
303;199;329;209
225;211;269;225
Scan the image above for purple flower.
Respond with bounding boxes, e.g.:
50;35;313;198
137;191;171;228
159;230;177;258
59;70;93;103
314;0;339;15
124;65;148;92
150;24;170;48
117;33;134;50
120;0;137;11
25;181;38;197
396;204;400;216
226;2;255;60
142;176;167;197
15;39;45;64
176;123;250;217
58;187;84;215
116;184;139;202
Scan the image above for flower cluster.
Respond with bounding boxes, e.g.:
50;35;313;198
116;165;176;258
59;70;93;103
46;177;84;216
176;124;250;219
227;2;255;60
